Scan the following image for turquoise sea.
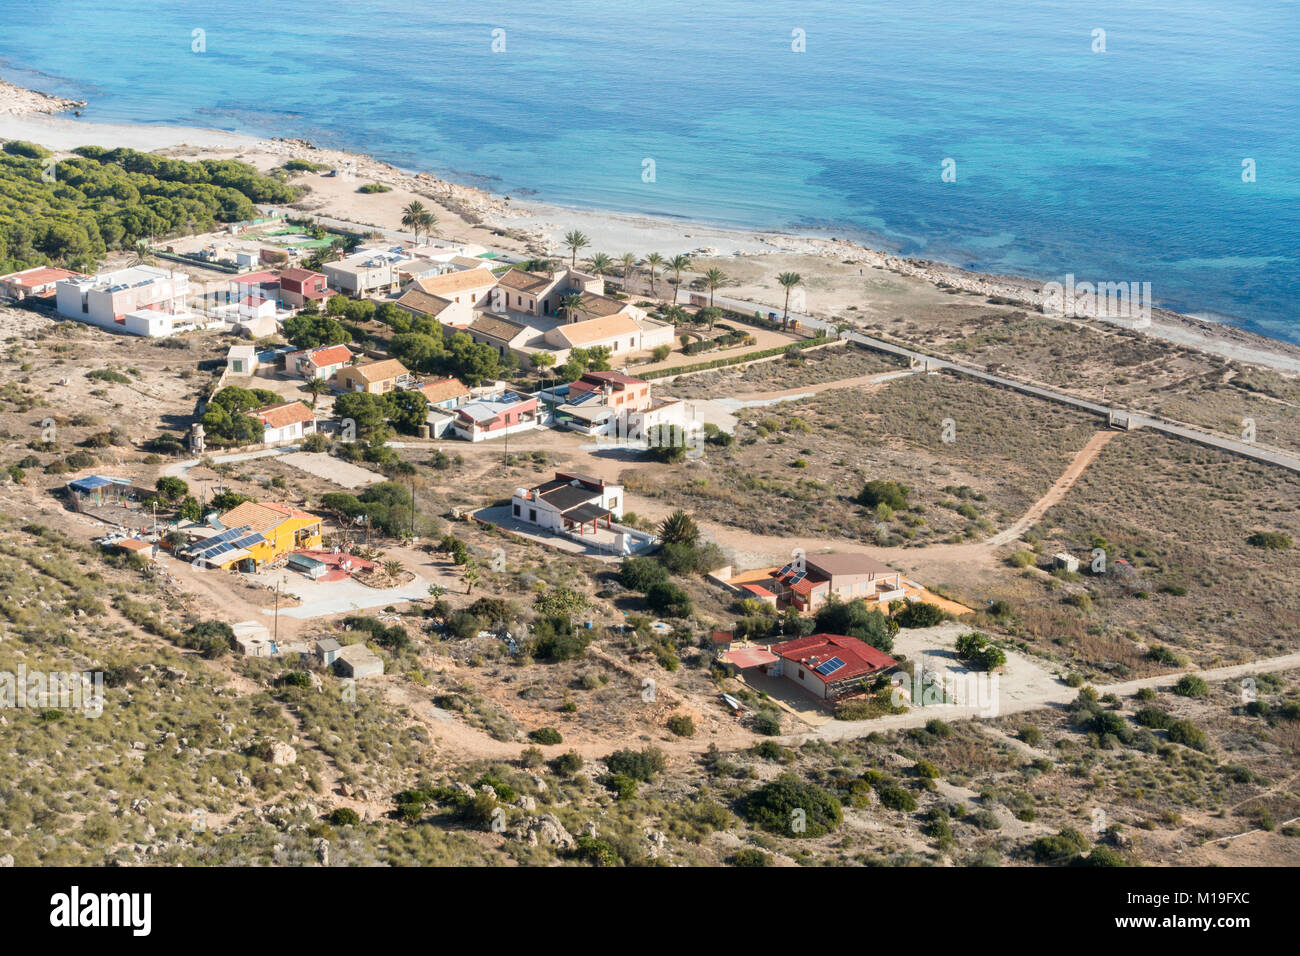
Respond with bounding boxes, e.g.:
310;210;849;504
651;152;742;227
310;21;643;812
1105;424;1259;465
2;1;1297;340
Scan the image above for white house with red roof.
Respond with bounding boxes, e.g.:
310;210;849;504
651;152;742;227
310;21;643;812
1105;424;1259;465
0;266;83;301
247;401;316;445
289;344;354;380
769;633;899;699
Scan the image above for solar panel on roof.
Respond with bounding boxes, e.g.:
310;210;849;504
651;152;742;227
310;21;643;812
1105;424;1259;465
815;656;845;676
790;570;807;585
776;563;793;577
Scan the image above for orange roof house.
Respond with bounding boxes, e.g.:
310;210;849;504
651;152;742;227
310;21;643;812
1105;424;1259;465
247;401;317;445
334;358;412;394
416;377;470;409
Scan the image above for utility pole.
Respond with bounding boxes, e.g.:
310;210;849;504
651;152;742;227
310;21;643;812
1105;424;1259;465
409;477;416;540
273;577;281;647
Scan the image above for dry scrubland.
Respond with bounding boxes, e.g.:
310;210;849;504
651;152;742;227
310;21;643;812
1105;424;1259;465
0;280;1298;865
861;302;1300;452
7;507;1294;868
625;368;1099;546
1007;432;1300;670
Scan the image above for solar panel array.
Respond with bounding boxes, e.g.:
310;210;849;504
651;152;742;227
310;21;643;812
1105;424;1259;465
790;570;808;585
188;525;265;563
776;563;793;577
814;656;845;676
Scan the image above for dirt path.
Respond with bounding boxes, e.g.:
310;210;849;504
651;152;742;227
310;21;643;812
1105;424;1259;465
729;368;919;404
984;430;1115;548
691;430;1118;578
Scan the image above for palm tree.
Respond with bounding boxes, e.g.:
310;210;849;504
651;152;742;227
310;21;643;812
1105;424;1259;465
401;201;427;242
128;240;155;267
563;230;590;269
588;252;612;277
703;267;727;308
382;559;403;577
645;252;665;298
558;291;590;324
661;304;688;327
667;254;691;304
417;210;438;240
620;253;637;288
658;509;699;546
777;271;803;326
304;376;329;410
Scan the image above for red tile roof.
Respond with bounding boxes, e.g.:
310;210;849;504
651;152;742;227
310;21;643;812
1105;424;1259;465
280;267;324;283
772;633;899;682
250;401;315;429
305;344;352;368
2;266;80;288
772;566;830;596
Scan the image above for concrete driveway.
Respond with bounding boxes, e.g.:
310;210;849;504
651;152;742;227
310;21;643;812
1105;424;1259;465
250;568;432;619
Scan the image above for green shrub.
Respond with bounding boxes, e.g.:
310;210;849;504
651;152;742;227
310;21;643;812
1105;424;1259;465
752;712;781;736
1246;531;1291;550
1174;674;1209;697
896;602;947;628
667;714;696;737
528;727;563;745
1167;719;1209;751
603;747;666;782
878;786;917;812
743;774;843;837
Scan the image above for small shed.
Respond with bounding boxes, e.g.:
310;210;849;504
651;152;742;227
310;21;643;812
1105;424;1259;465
316;638;342;666
334;643;383;679
287;552;328;580
115;538;156;561
232;621;274;657
1053;552;1079;573
67;474;134;510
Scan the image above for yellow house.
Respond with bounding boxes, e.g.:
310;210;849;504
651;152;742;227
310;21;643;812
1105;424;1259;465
334;358;411;394
192;501;323;570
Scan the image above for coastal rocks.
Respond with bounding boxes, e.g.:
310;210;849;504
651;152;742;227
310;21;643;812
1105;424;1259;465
0;79;87;116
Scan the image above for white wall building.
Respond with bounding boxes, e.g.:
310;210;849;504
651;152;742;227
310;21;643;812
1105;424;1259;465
56;266;196;336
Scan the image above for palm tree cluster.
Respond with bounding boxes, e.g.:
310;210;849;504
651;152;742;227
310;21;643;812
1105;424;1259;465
401;201;439;243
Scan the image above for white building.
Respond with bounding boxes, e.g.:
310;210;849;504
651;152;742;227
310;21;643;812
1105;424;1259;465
323;247;407;296
247;401;317;445
56;266;197;337
226;345;258;376
510;471;623;534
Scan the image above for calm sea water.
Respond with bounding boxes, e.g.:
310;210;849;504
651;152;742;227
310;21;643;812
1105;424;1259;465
2;1;1297;341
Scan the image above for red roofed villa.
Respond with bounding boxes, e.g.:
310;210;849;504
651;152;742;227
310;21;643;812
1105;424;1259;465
770;633;899;700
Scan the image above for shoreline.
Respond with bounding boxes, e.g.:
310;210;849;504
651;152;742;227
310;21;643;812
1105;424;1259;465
2;81;1300;377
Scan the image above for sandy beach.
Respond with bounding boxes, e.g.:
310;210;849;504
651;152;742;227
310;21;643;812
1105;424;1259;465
3;77;1299;377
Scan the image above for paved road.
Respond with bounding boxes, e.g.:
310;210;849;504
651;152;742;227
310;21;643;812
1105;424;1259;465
708;291;1300;475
